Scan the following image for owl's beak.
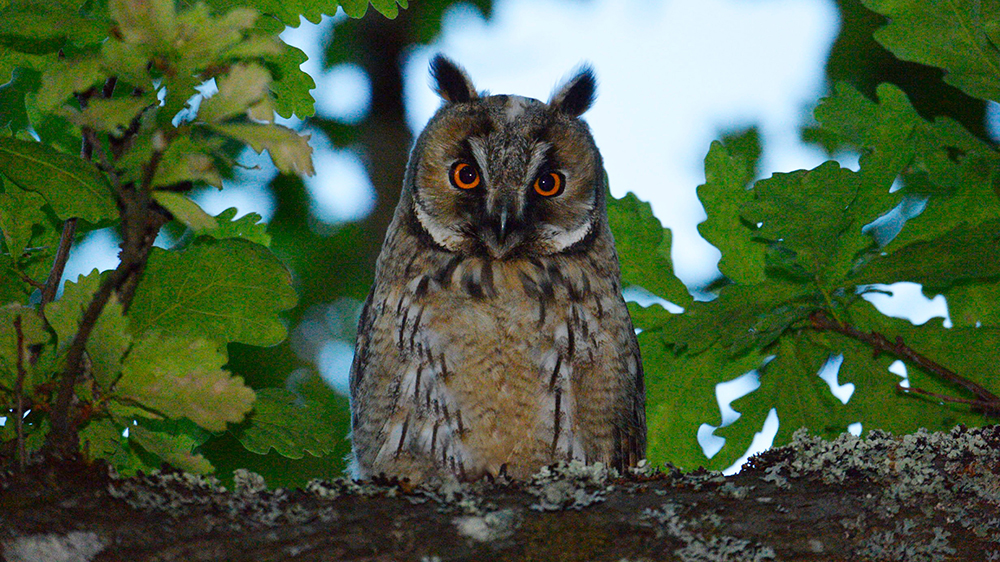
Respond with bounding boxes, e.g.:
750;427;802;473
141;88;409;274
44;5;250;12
497;207;512;242
483;200;523;257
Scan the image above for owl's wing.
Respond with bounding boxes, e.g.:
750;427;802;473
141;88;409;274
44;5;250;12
349;280;470;480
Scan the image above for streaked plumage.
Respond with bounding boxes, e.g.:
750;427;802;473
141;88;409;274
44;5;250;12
349;56;645;481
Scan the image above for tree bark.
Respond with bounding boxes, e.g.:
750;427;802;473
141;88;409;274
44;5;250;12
3;425;999;561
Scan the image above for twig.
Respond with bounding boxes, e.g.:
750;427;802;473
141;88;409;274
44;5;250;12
13;315;27;472
39;218;77;307
896;383;1000;415
809;311;1000;416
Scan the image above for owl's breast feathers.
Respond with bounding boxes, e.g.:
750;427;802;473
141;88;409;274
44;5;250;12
350;233;645;481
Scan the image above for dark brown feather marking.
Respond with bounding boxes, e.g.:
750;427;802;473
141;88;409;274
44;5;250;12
434;255;464;288
611;423;623;470
519;270;539;297
430;421;439;453
408;306;424;350
413;275;430;299
403;251;421;277
439;352;450;379
538;275;555;300
549;355;562;391
413;366;423;406
462;269;484;298
397;307;409;349
551;389;563;454
480;260;495;297
547;262;565;288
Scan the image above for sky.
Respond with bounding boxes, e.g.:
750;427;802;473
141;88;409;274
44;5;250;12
60;0;956;472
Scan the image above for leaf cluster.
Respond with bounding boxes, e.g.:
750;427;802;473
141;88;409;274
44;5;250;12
0;0;396;473
608;0;1000;471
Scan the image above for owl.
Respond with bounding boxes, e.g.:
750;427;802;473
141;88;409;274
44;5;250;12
349;55;646;482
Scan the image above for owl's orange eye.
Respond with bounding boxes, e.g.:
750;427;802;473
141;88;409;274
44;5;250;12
450;162;481;190
533;171;564;197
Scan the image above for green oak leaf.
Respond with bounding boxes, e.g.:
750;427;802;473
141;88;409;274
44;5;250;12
211;123;314;176
152;136;225;189
946;281;1000;328
0;303;48;392
234;386;345;458
117;332;255;432
0;4;108;50
60;95;154;136
202;207;271;247
815;82;919;193
243;15;314;119
197;63;271;124
44;269;130;390
79;418;148;474
0;254;34;302
266;41;315;119
643;334;768;471
696;137;765;284
664;281;816;356
743;162;864;280
35;56;106;112
0;136;116;223
836;301;996;434
716;333;851;456
853;219;1000;288
128;238;297;346
0;176;50;260
815;82;1000;253
128;425;214;474
862;0;1000;102
152;191;218;231
607;191;692;308
45;269;103;352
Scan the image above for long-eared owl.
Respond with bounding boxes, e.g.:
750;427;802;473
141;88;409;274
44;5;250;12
349;55;646;481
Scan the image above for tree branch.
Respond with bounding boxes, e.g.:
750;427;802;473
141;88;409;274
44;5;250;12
809;311;1000;416
39;218;77;307
44;90;171;456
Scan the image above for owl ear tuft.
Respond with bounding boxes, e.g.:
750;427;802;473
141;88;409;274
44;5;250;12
430;55;478;103
549;66;597;117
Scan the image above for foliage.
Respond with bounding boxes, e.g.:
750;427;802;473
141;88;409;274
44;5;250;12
0;0;401;474
608;0;1000;470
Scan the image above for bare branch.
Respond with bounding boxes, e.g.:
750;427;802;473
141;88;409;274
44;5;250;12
810;311;1000;416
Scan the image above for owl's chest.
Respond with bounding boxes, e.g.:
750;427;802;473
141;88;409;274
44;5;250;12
382;255;602;365
362;252;631;477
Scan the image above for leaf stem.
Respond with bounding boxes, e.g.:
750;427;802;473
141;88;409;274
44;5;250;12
13;314;27;472
809;311;1000;416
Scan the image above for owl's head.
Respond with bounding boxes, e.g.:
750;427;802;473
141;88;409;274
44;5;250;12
402;55;606;260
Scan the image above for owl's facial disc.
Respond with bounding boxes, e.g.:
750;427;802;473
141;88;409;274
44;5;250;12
411;76;603;260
